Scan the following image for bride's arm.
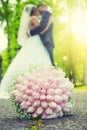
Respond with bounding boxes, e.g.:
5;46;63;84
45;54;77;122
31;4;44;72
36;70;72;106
40;15;53;35
27;16;39;36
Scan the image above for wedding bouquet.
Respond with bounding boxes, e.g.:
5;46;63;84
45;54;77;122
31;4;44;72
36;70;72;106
11;66;74;119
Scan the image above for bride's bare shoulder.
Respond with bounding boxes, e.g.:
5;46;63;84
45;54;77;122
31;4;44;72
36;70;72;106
30;16;37;21
30;16;39;28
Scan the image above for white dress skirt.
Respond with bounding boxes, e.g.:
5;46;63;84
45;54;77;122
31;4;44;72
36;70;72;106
0;35;52;98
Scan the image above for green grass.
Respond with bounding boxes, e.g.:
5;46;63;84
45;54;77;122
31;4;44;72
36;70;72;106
75;86;87;90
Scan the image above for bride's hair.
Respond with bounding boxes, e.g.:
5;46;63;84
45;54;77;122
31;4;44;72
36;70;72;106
30;7;37;16
17;4;34;47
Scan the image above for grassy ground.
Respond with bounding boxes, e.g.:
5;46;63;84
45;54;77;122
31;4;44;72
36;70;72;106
75;86;87;90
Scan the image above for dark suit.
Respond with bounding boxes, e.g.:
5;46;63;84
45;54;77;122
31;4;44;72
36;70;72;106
30;11;55;66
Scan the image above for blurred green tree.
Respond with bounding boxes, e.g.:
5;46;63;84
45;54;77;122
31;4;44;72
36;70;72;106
0;0;87;86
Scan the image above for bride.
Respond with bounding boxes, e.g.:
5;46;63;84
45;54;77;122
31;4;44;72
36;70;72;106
0;4;53;98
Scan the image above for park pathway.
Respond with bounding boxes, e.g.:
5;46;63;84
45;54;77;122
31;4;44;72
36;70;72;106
0;90;87;130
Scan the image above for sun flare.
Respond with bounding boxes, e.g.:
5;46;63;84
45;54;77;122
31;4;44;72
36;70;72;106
71;7;87;43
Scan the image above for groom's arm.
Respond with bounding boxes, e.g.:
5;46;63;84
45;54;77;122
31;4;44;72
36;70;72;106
29;11;51;36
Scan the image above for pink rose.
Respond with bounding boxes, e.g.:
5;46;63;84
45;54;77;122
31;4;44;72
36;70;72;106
12;90;19;97
33;92;40;99
54;105;61;113
22;94;28;101
62;94;68;102
20;101;28;110
27;106;35;113
33;85;40;92
53;95;63;104
41;89;47;95
15;84;24;91
62;107;70;113
64;102;73;108
59;102;65;107
48;77;53;84
32;113;38;118
48;102;57;109
40;95;46;100
36;107;43;115
46;95;53;102
41;113;47;119
47;89;55;95
26;90;33;96
45;107;53;115
27;84;32;89
61;87;67;93
58;110;63;117
51;83;56;89
41;101;48;108
54;88;63;95
43;82;50;89
62;102;72;113
15;95;23;103
46;112;58;119
33;100;40;107
65;91;72;98
28;97;34;103
15;84;27;92
26;101;32;106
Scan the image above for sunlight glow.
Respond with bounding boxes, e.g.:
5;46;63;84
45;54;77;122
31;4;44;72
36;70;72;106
59;3;87;44
71;7;87;43
59;15;68;23
63;56;67;61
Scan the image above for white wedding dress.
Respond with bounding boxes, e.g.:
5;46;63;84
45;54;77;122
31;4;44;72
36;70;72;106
0;35;52;98
0;5;52;98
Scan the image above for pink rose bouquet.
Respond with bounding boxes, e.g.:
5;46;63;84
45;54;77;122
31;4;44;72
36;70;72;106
11;67;74;119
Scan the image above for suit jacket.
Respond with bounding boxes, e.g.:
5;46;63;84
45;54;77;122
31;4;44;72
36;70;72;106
30;11;55;48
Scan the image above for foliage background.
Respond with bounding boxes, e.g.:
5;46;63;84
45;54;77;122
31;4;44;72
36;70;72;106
0;0;87;86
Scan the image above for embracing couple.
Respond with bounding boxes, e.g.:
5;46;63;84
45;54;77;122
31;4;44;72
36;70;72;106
27;4;55;66
0;4;55;98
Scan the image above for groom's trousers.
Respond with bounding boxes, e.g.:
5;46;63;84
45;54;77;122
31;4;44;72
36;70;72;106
45;43;55;66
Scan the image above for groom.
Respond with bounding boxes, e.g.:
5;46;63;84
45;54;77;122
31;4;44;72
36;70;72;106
28;4;55;66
